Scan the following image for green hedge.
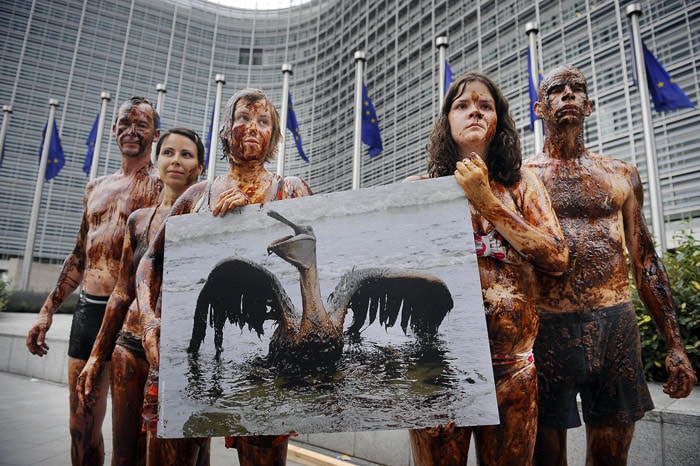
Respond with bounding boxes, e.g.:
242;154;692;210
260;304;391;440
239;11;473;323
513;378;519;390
0;279;10;311
632;230;700;384
1;288;77;314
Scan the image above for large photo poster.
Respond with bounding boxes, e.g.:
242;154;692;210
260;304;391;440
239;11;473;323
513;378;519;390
158;176;498;438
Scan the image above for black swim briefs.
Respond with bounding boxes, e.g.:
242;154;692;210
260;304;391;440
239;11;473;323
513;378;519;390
67;291;110;361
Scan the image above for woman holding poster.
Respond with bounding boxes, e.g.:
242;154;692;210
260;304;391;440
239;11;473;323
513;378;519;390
407;72;568;466
135;88;311;466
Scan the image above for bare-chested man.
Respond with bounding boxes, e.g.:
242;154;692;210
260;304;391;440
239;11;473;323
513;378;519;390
26;96;162;465
524;64;697;465
76;128;205;466
408;72;569;466
135;88;311;466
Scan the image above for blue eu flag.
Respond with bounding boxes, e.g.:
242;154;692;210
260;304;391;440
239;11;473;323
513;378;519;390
39;120;65;181
527;49;543;131
83;112;99;176
641;41;695;112
204;103;216;169
287;93;309;163
444;61;454;96
361;83;383;158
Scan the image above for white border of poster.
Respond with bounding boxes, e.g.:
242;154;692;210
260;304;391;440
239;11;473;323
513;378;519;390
159;176;497;438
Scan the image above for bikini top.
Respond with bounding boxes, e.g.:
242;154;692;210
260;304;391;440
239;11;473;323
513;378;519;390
193;175;286;213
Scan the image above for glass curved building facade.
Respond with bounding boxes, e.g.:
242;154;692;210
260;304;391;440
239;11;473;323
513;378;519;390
1;0;699;268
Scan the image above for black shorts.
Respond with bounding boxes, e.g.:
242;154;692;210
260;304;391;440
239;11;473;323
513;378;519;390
68;291;110;361
534;302;654;429
115;331;147;360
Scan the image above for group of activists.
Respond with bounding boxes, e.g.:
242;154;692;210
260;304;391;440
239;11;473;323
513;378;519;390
25;63;696;466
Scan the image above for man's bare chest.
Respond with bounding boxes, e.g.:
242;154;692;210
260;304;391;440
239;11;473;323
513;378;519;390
86;178;160;236
543;164;624;220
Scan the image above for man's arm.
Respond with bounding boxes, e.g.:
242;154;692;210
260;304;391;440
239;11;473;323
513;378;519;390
26;188;92;356
623;166;697;397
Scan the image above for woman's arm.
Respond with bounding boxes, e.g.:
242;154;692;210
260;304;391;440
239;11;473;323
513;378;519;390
456;158;568;275
136;184;204;368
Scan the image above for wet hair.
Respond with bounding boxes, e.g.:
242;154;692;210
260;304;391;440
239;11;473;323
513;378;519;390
155;127;205;166
116;96;160;130
538;63;589;101
218;88;281;163
427;71;521;186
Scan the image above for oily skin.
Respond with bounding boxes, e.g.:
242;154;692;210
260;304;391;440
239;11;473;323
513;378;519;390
211;98;278;215
138;97;311;365
410;80;568;466
76;132;203;466
135;94;311;465
449;83;497;159
26;100;161;465
525;66;696;466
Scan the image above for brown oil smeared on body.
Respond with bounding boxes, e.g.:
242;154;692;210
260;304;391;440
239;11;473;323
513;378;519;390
526;154;634;312
83;164;161;296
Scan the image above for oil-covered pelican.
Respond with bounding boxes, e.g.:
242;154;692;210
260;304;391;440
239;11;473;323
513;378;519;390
187;210;454;368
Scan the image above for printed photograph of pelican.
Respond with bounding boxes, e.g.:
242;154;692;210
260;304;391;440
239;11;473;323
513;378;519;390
159;177;498;438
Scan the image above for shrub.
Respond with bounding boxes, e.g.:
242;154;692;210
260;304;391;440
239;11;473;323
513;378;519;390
3;290;78;314
0;280;11;312
632;230;700;383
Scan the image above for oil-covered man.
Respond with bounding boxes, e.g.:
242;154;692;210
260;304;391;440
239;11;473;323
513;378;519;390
27;96;162;465
525;64;696;465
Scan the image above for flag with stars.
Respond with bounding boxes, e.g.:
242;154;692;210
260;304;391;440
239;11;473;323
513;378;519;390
39;120;65;180
527;49;543;131
287;92;309;163
83;112;99;176
444;61;454;96
205;102;215;168
641;41;695;112
361;82;383;157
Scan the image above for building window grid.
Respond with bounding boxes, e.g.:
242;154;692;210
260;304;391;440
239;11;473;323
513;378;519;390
0;0;699;260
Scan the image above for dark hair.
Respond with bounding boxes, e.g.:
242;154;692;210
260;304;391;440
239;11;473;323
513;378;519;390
218;88;281;163
155;127;205;165
427;72;521;186
116;96;160;130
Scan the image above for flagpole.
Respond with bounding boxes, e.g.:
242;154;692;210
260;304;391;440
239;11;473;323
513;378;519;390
152;83;166;165
526;22;544;154
277;63;292;176
89;91;111;181
19;99;59;291
627;3;666;253
208;73;226;182
436;36;448;109
352;51;366;190
0;105;12;163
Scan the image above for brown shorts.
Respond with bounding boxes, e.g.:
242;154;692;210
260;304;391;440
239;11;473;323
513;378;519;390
534;302;654;429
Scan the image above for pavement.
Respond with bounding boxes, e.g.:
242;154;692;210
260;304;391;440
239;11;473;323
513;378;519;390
0;371;365;466
2;311;699;465
0;312;368;466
